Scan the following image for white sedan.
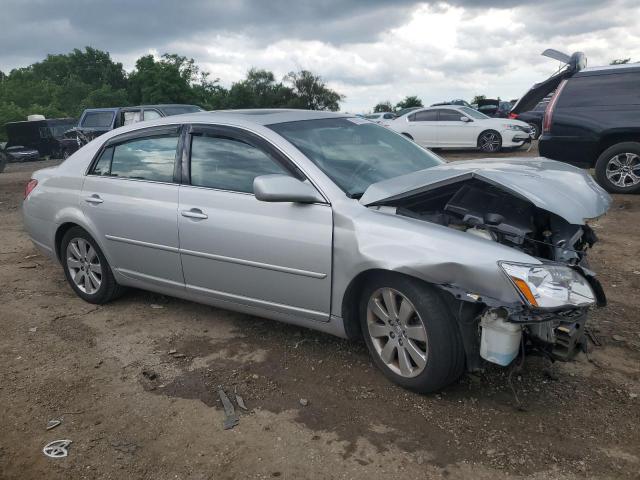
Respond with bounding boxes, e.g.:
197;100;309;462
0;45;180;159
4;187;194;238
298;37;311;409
389;106;533;152
363;112;397;127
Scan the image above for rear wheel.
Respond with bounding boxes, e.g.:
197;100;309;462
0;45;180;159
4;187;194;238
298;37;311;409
61;227;122;304
478;130;502;153
595;142;640;194
360;274;464;393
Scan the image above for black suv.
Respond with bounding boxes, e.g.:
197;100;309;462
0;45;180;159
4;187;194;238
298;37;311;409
516;63;640;193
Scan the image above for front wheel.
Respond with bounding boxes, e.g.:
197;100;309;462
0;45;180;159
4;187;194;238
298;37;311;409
360;274;464;393
478;130;502;153
595;142;640;194
61;227;123;304
527;122;540;140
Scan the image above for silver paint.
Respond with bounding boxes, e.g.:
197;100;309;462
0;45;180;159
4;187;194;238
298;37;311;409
23;110;610;339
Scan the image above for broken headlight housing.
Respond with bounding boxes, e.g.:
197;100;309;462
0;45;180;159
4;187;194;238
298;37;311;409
500;262;595;309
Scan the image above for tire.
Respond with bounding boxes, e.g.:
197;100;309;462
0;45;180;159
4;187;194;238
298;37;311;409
359;273;465;393
478;130;502;153
594;142;640;194
60;227;123;304
527;122;540;140
0;151;6;173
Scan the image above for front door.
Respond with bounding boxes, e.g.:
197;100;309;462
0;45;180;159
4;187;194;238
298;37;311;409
177;125;333;321
81;126;183;287
436;109;477;147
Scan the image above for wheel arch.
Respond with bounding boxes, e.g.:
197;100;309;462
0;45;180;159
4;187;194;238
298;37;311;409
341;269;456;341
53;210;111;266
597;131;640;158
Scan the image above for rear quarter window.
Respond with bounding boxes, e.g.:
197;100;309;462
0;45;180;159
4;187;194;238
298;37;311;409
82;112;115;128
558;72;640;108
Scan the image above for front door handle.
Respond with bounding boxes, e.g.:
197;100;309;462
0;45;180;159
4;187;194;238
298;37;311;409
84;194;103;204
181;208;208;220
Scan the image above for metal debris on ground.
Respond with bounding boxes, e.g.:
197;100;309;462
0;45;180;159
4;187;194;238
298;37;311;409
150;304;164;309
46;419;62;430
585;328;602;346
218;388;239;430
28;327;37;333
235;394;248;411
43;439;72;458
299;398;309;407
168;349;177;354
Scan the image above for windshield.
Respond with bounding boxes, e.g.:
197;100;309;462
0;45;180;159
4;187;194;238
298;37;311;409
269;117;443;197
459;107;489;119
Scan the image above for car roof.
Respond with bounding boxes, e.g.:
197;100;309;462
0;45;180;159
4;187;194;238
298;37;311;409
576;63;640;77
134;109;350;126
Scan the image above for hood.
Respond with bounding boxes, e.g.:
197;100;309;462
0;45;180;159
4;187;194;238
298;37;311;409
359;158;611;225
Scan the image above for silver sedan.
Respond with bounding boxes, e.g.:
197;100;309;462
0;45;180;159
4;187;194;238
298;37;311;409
23;109;611;392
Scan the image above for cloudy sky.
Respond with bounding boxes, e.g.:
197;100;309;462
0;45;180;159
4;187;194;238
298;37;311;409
1;0;639;111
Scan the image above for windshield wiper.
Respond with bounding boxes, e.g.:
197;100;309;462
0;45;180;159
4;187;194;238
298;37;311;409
347;191;364;199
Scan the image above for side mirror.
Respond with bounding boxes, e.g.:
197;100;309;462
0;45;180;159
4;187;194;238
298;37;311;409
254;174;324;204
460;116;471;122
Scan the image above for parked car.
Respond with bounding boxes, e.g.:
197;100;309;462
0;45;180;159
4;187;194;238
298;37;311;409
66;104;205;154
23;109;609;393
363;112;396;126
4;117;77;159
508;95;552;140
390;105;533;152
535;63;640;193
476;99;513;118
4;145;40;162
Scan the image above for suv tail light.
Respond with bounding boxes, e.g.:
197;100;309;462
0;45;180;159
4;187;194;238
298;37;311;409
24;179;38;199
508;112;519;119
543;79;568;134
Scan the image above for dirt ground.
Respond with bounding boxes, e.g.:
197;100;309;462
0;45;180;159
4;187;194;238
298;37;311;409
1;146;639;480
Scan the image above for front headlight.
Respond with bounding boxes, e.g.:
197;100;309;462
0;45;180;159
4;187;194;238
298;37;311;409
500;262;595;308
502;124;522;131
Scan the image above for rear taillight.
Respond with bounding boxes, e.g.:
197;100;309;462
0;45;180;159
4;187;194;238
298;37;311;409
508;112;519;119
24;179;38;199
542;79;567;134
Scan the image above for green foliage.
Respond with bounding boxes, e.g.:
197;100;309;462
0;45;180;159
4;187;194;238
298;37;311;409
471;94;486;105
395;95;423;110
373;101;393;113
0;47;346;141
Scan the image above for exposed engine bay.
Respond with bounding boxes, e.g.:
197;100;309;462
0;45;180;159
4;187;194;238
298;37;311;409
371;178;606;368
388;178;598;265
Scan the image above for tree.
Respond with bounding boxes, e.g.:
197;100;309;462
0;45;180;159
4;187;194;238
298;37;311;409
610;58;631;65
471;94;486;105
373;101;393;113
284;70;344;111
395;96;423;110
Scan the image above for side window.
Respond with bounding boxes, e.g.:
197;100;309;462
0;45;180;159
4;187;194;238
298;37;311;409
438;109;463;121
190;135;289;193
81;112;114;128
91;147;114;176
411;110;438;122
558;73;640;108
122;111;142;126
144;109;163;121
90;135;178;182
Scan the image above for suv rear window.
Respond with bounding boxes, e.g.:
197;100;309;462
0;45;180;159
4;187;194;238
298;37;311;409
82;111;115;128
558;72;640;108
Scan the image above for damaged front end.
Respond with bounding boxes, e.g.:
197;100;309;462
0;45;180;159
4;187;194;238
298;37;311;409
361;159;610;369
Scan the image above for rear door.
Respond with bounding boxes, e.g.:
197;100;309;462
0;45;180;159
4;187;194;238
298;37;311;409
81;125;184;288
177;125;333;321
404;109;439;147
434;109;476;147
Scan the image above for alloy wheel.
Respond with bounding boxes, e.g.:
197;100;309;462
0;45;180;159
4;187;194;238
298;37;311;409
66;237;102;294
479;132;501;152
606;153;640;188
366;287;429;378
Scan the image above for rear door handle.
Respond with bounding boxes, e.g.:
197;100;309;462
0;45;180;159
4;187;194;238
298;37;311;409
181;208;208;220
84;194;103;204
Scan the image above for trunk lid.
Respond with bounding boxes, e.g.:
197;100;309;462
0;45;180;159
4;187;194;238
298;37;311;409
359;158;611;225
